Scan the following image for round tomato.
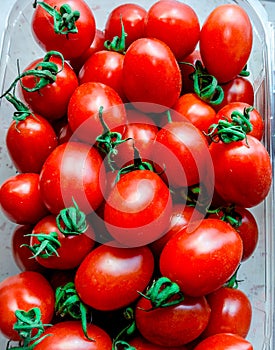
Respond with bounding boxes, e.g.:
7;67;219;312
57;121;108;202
200;4;253;83
193;333;253;350
75;244;154;311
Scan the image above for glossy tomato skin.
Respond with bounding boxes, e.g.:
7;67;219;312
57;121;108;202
0;271;55;341
34;321;112;350
193;333;253;350
129;336;188;349
200;4;253;83
6;113;58;173
135;295;211;347
209;135;272;208
75;244;154;311
104;170;173;247
145;0;200;60
32;0;96;60
0;173;48;225
160;218;243;297
123;38;182;113
39;142;106;215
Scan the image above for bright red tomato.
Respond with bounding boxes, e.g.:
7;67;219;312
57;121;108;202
75;244;154;311
32;0;96;59
0;271;54;341
145;0;200;60
160;218;243;297
200;4;253;83
193;333;253;350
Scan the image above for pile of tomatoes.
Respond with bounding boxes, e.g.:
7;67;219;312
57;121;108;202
0;0;272;349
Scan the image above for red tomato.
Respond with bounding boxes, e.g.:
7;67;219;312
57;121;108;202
32;0;96;59
67;82;127;144
0;173;48;225
104;169;172;247
160;218;243;297
135;295;211;347
193;333;253;350
129;336;188;349
34;321;112;349
0;271;54;340
122;38;182;113
200;4;253;83
6;113;58;173
145;0;200;60
75;244;154;311
39;142;106;215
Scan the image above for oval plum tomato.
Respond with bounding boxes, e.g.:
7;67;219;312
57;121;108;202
0;271;55;341
67;82;127;144
78;50;126;101
209;135;272;208
129;336;189;350
0;173;48;225
31;0;96;60
29;214;95;270
75;244;154;311
215;102;264;141
6;113;58;173
39;142;106;215
104;3;147;49
33;321;112;350
200;4;253;83
104;169;172;247
19;54;78;121
160;218;243;297
202;287;252;339
135;295;211;347
122;38;182;113
145;0;200;60
193;333;253;350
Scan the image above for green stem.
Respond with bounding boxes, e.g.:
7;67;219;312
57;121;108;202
104;16;127;54
112;308;136;350
5;93;33;124
22;232;61;259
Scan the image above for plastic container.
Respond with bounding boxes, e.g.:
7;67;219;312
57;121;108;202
0;0;274;348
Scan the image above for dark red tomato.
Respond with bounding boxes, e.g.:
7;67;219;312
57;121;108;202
20;55;78;121
135;295;211;347
75;244;154;310
209;135;272;208
172;93;217;136
31;0;96;59
0;271;54;341
104;169;172;247
145;0;200;60
179;49;202;94
202;287;252;339
200;4;253;83
104;3;147;49
215;102;264;141
6;113;58;173
123;38;182;113
129;336;188;349
34;321;112;349
193;333;253;350
57;122;75;144
68;82;127;144
39;142;106;215
0;173;48;225
78;50;126;101
30;214;95;270
160;218;243;297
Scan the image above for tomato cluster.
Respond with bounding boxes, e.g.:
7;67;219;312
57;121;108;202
0;0;272;349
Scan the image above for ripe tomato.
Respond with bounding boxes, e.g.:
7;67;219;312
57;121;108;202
160;218;243;297
193;333;253;350
32;0;96;59
145;0;200;60
104;169;172;247
75;244;154;311
33;321;112;349
0;173;48;225
122;38;182;113
0;271;54;341
200;4;253;83
129;336;189;349
39;142;106;215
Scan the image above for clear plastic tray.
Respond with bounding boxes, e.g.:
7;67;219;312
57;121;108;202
0;0;274;348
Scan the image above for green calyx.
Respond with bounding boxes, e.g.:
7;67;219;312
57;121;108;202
104;16;127;54
112;308;136;350
23;231;61;259
4;93;33;125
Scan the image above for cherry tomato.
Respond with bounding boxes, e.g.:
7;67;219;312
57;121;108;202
75;244;154;311
200;4;253;83
193;333;253;350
